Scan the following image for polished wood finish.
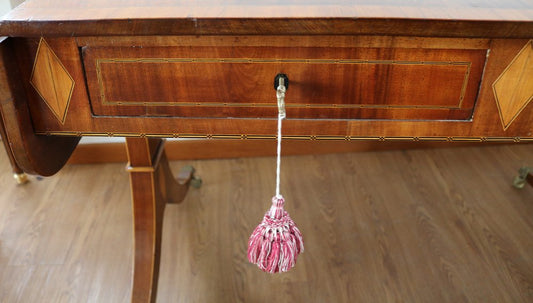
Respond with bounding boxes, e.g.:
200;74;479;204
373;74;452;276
125;138;192;303
1;0;533;38
493;40;533;130
1;145;532;302
83;45;485;120
0;37;79;176
0;115;23;175
0;1;532;302
8;35;528;140
30;38;74;124
77;35;492;49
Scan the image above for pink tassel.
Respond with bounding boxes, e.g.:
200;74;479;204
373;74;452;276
247;195;304;273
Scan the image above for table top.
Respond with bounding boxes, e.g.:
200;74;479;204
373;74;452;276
3;0;533;21
1;0;532;37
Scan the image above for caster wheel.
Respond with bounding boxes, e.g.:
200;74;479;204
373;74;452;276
513;175;526;189
13;173;29;185
191;176;202;188
178;165;202;188
513;167;531;189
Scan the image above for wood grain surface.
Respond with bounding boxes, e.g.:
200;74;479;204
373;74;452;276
125;137;164;303
1;0;532;37
492;40;533;130
13;36;532;140
0;37;79;176
5;0;533;20
1;144;532;302
124;137;194;302
0;2;531;302
29;38;74;124
83;45;485;120
0;111;23;175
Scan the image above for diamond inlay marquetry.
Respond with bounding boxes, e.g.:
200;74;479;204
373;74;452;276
493;40;533;130
30;38;75;124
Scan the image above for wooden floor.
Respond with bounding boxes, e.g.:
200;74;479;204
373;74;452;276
0;144;532;302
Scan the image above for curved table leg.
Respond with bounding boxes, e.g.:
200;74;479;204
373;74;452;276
125;137;194;303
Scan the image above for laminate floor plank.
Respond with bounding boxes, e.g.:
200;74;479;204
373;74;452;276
0;145;531;302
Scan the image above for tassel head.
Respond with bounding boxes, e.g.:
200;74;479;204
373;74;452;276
247;195;304;273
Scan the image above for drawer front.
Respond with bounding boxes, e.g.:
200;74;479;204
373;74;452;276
83;46;486;120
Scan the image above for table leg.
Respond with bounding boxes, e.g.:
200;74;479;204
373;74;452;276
125;137;194;303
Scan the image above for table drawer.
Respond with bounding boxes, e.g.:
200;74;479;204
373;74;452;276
82;45;487;120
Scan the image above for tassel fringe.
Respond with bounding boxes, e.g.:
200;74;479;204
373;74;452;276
247;195;304;273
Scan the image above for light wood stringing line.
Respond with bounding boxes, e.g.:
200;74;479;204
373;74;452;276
34;131;531;142
95;57;472;110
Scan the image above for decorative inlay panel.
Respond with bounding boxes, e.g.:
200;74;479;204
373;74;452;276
30;38;75;124
493;40;533;130
83;46;486;121
96;57;472;110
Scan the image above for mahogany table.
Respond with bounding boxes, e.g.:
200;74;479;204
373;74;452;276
0;1;532;302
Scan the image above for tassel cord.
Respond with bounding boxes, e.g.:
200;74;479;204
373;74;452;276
276;113;282;198
275;84;286;199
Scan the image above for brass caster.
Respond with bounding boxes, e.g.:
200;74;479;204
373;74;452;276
178;165;202;188
191;176;202;188
513;167;531;189
13;173;29;185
